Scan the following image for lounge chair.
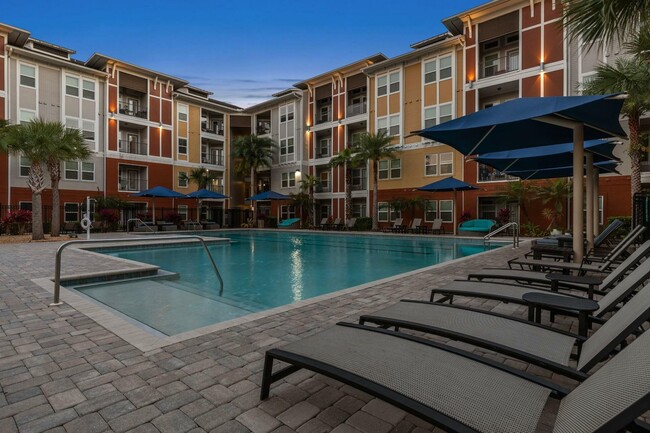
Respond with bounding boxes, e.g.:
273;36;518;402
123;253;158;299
382;218;404;233
261;321;650;432
430;218;444;235
326;218;342;231
458;219;496;236
359;280;650;381
467;238;650;297
430;257;650;327
406;218;422;233
277;217;301;229
593;218;624;249
318;218;329;230
344;218;357;230
60;221;79;235
509;228;648;274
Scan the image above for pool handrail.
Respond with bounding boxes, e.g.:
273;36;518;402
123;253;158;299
51;235;224;306
484;222;519;249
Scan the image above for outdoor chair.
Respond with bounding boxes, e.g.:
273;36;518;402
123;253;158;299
261;321;650;433
359;280;650;381
277;218;301;229
60;221;79;235
382;218;404;233
406;218;422;233
318;218;329;230
326;218;342;231
593;218;625;249
344;218;357;231
430;218;444;235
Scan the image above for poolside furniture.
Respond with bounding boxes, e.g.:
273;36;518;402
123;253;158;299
278;218;301;229
593;218;624;249
200;221;220;230
325;218;342;231
430;218;444;235
134;221;158;232
406;218;422;233
359;280;650;380
60;222;79;235
457;219;496;236
382;218;404;233
183;220;203;230
158;222;177;231
261;321;650;433
318;218;329;230
344;218;357;231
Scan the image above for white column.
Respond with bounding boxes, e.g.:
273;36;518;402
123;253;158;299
585;152;594;251
573;126;585;262
593;169;600;236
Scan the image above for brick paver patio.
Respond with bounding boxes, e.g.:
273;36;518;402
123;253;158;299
0;233;585;433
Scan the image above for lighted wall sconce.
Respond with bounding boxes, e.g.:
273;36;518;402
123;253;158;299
306;125;311;132
158;122;163;129
338;119;342;125
109;111;115;119
295;169;302;182
539;62;545;74
468;80;474;89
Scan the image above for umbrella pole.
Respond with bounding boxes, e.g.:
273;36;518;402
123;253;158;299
572;126;585;263
453;191;457;236
593;169;600;236
152;198;156;225
585;153;594;251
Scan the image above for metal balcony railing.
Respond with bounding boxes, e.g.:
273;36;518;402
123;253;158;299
207;184;225;194
201;122;225;135
201;153;225;166
256;121;271;135
118;177;147;192
347;102;367;116
119;140;148;155
118;100;148;119
316;108;331;124
479;52;519;79
351;180;367;191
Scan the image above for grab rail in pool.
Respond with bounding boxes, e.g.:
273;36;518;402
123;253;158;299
484;222;519;249
126;218;156;233
51;235;224;306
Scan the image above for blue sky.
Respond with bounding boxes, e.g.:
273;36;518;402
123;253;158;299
3;0;485;107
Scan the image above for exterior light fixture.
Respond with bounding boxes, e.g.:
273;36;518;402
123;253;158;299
295;169;302;182
539;62;545;74
468;80;474;89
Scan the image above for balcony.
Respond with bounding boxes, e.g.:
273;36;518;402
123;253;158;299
256;120;271;135
478;163;518;182
347;102;367;117
316;107;332;125
118;99;148;119
119;139;148;156
201;152;225;166
207;184;225;194
118;176;147;192
201;120;225;136
315;138;331;158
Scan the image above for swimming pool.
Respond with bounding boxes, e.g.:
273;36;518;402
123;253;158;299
73;231;502;336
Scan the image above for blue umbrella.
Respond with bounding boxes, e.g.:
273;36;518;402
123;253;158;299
417;177;479;235
507;160;620;180
186;189;229;223
472;139;620;173
245;190;290;201
132;186;187;224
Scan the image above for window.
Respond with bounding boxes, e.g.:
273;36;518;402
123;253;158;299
440;200;453;222
351;168;366;190
389;204;401;221
64;161;79;180
65;117;79;130
319;171;330;191
178;138;188;155
65;76;79;97
440;152;453;175
378;202;389;222
425;154;438;176
280;104;294;123
439;56;452;80
439;104;453;124
389;72;400;93
178;205;188;220
178;172;188;188
377;75;387;96
178;104;188;122
19;202;32;211
424;107;436;129
318;138;330;157
424;60;436;84
64;203;79;223
484;53;499;77
19;156;31;177
281;205;296;220
81;162;95;181
280;138;294;156
350;131;363;148
425;200;438;222
389;115;400;137
82;120;95;141
19;110;36;125
352;202;366;218
377;117;388;136
287;105;294;121
82;80;95;100
281;171;296;188
20;64;36;88
379;159;400;180
599;195;604;225
478;163;518;182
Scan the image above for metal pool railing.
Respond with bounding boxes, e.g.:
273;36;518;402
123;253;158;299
484;222;519;249
51;235;224;306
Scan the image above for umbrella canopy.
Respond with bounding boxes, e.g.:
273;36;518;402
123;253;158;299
472;139;619;173
507;160;620;180
186;189;229;199
132;186;187;224
246;190;290;201
417;177;479;192
417;94;626;155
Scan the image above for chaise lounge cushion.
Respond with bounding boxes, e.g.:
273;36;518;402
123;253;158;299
458;219;496;233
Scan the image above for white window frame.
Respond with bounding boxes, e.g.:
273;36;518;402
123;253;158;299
19;63;36;88
280;205;296;220
379;159;401;180
425;200;438;222
65;117;79;130
424;107;436;129
178;137;188;155
424;60;436;84
81;162;95;182
20;110;36;125
178;104;188;122
439;152;453;175
425;154;438;176
377;75;388;97
19;156;31;177
377;117;388;136
281;171;296;188
82;80;96;100
439;55;452;80
65;75;79;97
82;120;95;142
439;200;454;223
64;203;80;223
64;161;80;181
388;114;400;137
439;103;453;124
378;201;389;222
388;71;400;94
178;205;188;220
178;172;188;188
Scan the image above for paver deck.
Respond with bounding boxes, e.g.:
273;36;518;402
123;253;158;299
0;233;607;432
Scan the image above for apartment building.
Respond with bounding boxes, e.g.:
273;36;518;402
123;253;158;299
173;86;239;222
294;54;386;222
1;24;108;224
364;34;464;232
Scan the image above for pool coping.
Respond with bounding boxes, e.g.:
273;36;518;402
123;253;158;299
33;236;525;352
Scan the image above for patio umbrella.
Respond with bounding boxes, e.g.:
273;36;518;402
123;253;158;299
417;94;627;261
132;186;186;224
505;160;620;180
245;190;290;224
417;177;479;235
186;189;229;222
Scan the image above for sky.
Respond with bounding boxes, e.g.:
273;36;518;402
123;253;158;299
3;0;486;107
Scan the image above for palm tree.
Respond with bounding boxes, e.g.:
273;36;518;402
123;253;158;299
0;121;50;240
582;58;650;195
355;131;396;230
497;180;534;224
44;121;90;237
535;179;571;230
299;174;320;227
231;135;275;222
329;148;363;223
289;192;310;228
179;167;218;190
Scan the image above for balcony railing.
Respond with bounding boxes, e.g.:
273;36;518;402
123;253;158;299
479;52;519;79
316;184;331;193
119;140;148;155
478;164;518;182
641;161;650;172
118;100;148;119
347;102;367;117
118;177;148;192
316;108;331;125
316;147;331;158
201;122;225;135
201;153;225;166
207;184;225;194
257;121;271;135
351;180;367;191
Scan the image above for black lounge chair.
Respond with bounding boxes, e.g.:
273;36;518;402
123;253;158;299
359;281;650;381
262;322;650;433
593;218;625;249
509;227;647;274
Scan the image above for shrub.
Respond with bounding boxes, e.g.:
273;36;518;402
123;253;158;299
2;210;32;235
521;221;548;237
355;217;372;231
266;216;278;228
96;209;120;232
496;208;510;225
460;212;472;222
164;211;183;226
607;215;631;236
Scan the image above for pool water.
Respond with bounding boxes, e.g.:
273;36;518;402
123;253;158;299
74;231;501;335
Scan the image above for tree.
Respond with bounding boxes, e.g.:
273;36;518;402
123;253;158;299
497;180;534;223
299;174;319;227
402;196;425;221
289;192;310;228
355;131;396;230
231;135;275;222
582;58;650;195
535;179;571;230
43;121;90;237
179;167;218;190
0;120;50;240
329;148;363;223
